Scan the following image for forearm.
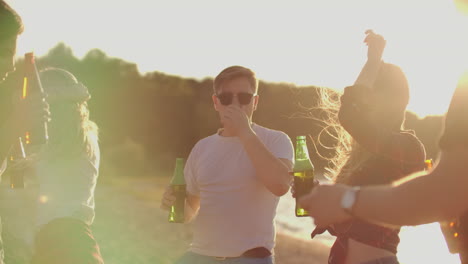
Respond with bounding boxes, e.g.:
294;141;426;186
354;149;468;226
354;59;383;88
240;131;291;196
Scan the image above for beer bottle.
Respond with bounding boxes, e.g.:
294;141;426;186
293;135;315;217
425;159;433;171
9;137;26;189
169;158;186;223
22;52;48;145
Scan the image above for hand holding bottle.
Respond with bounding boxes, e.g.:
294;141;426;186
9;92;50;140
290;178;320;198
160;185;176;211
292;136;315;217
299;184;352;228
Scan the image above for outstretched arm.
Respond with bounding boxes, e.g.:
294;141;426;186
354;30;386;88
355;148;468;225
299;148;468;228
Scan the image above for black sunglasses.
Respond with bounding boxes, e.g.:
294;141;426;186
216;92;256;106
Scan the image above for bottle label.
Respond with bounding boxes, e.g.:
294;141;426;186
169;185;186;223
294;170;314;217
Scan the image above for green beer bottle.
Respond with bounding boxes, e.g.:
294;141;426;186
169;158;186;223
293;135;315;217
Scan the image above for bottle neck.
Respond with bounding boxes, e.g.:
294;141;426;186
295;140;309;161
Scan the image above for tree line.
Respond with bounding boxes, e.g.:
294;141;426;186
0;43;445;176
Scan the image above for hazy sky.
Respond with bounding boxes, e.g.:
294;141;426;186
8;0;468;117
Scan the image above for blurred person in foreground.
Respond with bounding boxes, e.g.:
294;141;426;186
0;1;49;263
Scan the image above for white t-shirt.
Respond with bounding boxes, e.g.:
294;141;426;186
0;139;100;260
185;123;294;257
34;146;100;227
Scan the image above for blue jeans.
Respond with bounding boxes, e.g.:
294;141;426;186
175;251;274;264
360;256;399;264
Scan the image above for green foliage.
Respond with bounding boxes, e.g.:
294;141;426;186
100;137;148;178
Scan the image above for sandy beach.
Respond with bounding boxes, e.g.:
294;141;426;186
2;175;459;263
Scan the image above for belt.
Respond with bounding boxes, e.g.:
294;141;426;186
214;247;271;260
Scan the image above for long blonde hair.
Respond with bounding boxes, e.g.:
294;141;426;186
313;87;372;184
39;68;98;160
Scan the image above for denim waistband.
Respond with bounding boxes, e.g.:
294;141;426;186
360;256;399;264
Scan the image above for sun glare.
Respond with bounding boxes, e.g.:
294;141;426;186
5;0;468;263
11;0;468;119
399;224;460;264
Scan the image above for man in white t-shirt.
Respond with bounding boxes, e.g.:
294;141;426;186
161;65;294;264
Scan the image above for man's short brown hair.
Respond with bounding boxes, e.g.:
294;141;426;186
0;1;24;40
213;66;258;94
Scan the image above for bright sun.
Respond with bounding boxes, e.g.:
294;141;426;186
12;0;468;120
353;0;468;117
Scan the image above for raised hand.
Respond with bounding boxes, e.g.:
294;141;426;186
9;93;50;138
364;29;386;62
220;104;253;139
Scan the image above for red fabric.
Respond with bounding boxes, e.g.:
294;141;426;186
31;218;104;264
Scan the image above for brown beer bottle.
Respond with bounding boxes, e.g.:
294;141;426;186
9;137;26;189
22;52;48;145
169;158;186;223
293;136;315;217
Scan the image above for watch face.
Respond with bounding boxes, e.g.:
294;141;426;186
341;188;356;210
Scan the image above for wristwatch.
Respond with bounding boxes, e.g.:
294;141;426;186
340;186;361;215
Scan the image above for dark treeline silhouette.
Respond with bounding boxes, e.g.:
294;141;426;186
0;43;445;176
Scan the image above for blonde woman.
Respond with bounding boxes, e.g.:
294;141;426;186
3;68;104;264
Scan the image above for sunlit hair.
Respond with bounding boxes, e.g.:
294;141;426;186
39;67;98;160
0;1;24;39
213;65;258;94
308;88;354;183
312;88;374;183
315;63;410;183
